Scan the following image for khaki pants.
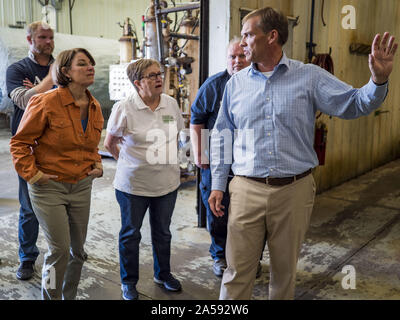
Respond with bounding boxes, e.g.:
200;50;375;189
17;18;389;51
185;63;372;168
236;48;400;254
28;176;93;300
220;174;315;300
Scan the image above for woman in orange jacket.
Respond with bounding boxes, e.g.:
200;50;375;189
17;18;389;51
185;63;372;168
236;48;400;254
10;48;104;300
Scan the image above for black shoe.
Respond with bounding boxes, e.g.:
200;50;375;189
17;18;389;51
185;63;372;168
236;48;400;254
121;284;139;300
16;261;35;280
154;274;182;292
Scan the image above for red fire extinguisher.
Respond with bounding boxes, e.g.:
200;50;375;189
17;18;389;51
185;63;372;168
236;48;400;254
314;120;327;165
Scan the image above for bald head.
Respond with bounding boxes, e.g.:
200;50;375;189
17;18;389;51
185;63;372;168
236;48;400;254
227;38;250;75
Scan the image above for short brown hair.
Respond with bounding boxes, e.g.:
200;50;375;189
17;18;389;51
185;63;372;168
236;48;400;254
126;59;161;89
54;48;96;87
27;21;53;37
243;7;288;46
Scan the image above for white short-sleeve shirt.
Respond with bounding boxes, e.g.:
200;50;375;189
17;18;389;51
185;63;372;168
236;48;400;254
107;90;184;197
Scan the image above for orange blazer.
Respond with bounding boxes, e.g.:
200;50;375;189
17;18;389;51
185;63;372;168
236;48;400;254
10;87;104;184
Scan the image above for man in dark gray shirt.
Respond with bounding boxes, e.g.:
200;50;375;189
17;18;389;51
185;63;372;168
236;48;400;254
6;21;55;280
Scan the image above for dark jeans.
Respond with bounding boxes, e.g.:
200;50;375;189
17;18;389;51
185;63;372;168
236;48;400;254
18;176;39;262
200;168;231;262
116;188;178;286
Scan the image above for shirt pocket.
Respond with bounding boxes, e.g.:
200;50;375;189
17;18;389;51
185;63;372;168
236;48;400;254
91;120;104;145
278;94;311;128
48;118;73;143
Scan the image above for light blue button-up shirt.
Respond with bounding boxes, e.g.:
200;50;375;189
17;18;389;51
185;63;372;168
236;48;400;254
211;53;389;191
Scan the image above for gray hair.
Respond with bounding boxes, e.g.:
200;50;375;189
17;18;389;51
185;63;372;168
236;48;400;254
227;36;241;52
126;58;161;90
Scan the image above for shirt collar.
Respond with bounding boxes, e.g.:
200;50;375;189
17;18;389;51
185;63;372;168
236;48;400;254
28;50;54;66
248;51;290;75
223;69;231;78
58;87;96;108
130;89;165;111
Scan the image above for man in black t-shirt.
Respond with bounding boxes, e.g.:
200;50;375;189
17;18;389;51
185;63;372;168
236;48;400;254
6;21;55;281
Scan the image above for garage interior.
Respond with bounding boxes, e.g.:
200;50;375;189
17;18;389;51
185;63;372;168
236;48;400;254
0;0;400;300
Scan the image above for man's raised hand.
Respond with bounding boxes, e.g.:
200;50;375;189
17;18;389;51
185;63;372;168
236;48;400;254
369;32;398;84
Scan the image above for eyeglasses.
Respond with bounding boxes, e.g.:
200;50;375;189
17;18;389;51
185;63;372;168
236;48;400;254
141;72;164;80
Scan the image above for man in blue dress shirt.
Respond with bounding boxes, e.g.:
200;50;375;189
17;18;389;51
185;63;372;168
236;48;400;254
208;7;397;300
190;38;253;277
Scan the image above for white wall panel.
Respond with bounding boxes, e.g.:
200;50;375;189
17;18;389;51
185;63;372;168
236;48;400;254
209;0;230;76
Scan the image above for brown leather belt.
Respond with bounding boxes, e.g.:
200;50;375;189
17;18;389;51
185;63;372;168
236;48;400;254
238;169;312;187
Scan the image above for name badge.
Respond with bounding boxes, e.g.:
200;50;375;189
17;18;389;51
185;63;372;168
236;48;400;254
162;115;175;123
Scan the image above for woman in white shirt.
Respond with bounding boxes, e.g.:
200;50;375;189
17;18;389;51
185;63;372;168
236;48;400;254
104;59;184;300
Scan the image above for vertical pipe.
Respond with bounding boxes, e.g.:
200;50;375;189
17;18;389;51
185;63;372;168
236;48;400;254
308;0;315;63
16;0;20;24
0;0;5;27
196;0;209;228
12;0;16;25
22;0;26;25
144;5;159;60
55;3;58;32
154;0;164;63
69;0;73;34
28;0;33;24
199;0;209;85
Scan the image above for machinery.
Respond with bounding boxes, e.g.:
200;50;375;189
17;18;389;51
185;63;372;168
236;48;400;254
110;0;200;115
109;0;201;176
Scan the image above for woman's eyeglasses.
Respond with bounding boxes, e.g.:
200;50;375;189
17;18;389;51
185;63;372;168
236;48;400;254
141;72;164;80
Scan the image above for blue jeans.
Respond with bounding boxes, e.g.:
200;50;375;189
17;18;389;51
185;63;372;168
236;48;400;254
116;188;178;286
18;176;39;262
200;168;231;262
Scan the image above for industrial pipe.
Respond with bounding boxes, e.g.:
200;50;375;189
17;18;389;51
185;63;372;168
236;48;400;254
156;2;200;15
154;0;165;63
307;0;316;63
169;32;199;41
196;0;209;228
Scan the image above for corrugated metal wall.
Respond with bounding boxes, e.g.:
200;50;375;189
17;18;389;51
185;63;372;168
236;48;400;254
0;0;150;40
0;0;31;29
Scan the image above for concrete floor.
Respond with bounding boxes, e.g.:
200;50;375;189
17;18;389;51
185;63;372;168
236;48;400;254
0;127;400;300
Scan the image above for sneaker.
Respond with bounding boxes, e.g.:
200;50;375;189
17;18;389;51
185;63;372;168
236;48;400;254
213;259;227;277
154;274;182;292
16;261;35;280
121;284;138;300
256;262;262;279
